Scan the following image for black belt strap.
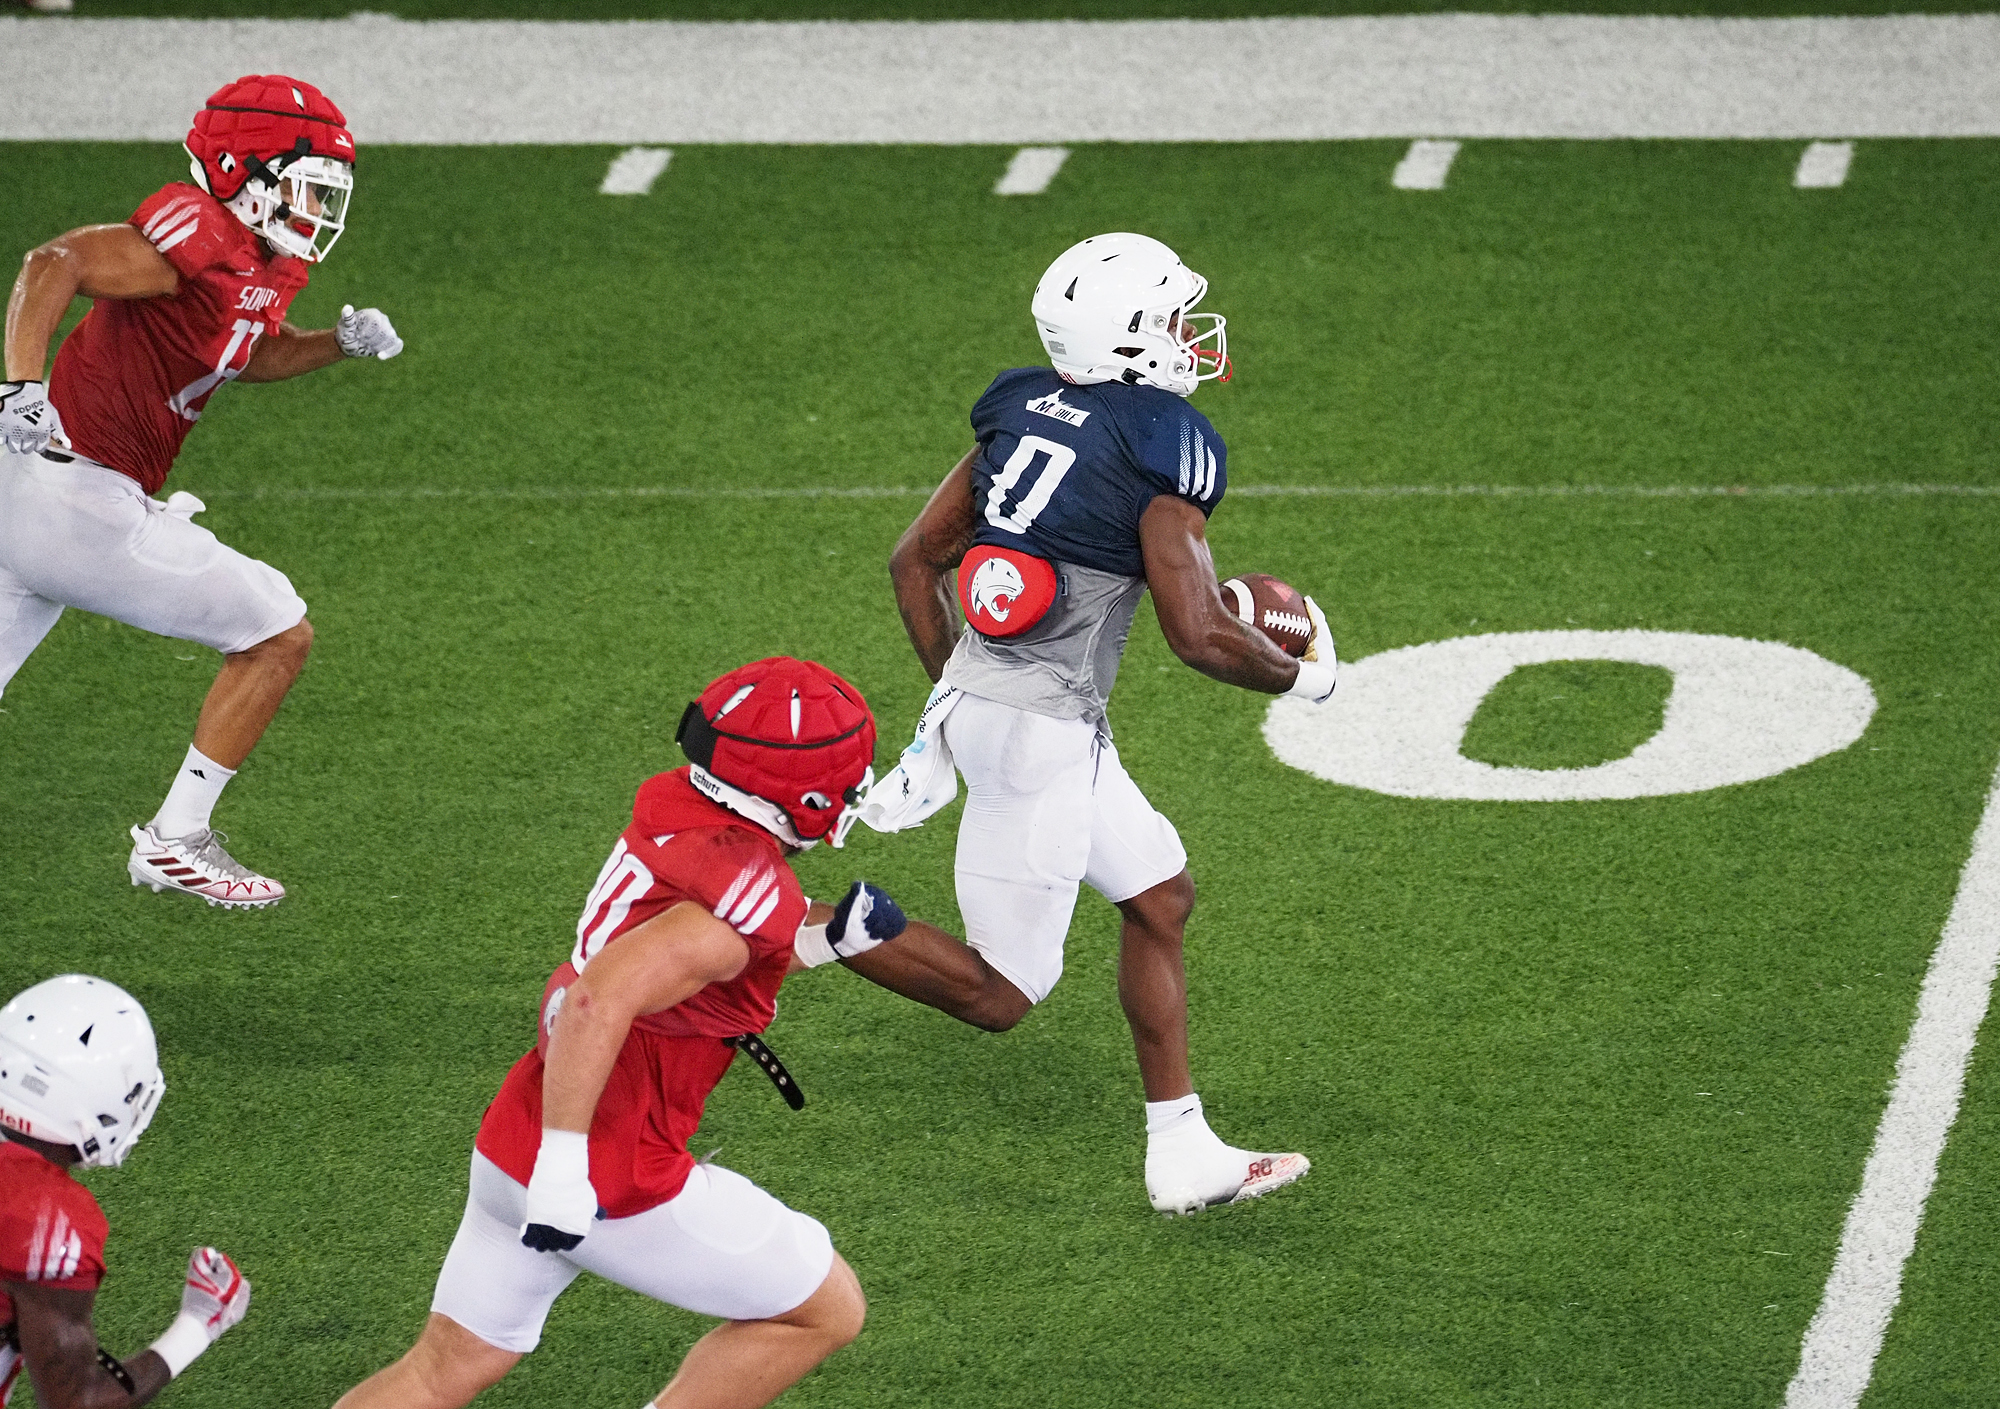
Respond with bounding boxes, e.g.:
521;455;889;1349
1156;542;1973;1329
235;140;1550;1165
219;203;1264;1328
726;1035;804;1110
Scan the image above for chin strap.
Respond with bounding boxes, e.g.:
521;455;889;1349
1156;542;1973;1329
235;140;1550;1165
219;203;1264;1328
687;766;810;849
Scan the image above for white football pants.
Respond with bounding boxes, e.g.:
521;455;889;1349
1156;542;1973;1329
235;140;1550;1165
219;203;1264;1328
942;691;1188;1005
431;1152;836;1354
0;449;306;697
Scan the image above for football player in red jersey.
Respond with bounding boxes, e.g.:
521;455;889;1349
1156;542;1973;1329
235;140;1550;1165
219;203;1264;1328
0;975;252;1408
335;657;914;1409
0;74;402;910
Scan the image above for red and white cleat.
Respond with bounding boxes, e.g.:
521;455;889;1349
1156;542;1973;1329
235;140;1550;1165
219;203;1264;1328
127;824;285;909
1147;1144;1310;1215
1228;1151;1311;1205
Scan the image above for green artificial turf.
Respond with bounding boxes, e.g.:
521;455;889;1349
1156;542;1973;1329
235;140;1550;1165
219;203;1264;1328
1460;660;1675;771
37;0;1992;18
3;135;1998;1409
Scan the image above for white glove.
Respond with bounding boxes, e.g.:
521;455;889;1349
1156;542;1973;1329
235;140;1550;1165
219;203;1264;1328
521;1129;596;1252
0;380;65;455
148;1247;250;1377
336;304;403;360
1284;594;1338;704
794;881;910;968
1302;594;1336;669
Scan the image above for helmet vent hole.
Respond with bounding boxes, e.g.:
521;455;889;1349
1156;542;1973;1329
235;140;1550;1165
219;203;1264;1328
1113;346;1144;358
1064;277;1077;301
1127;309;1143;333
78;1025;93;1046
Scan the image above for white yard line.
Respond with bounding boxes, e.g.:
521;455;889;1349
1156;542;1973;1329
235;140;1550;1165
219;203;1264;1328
1794;141;1855;189
1392;139;1461;189
6;16;2000;142
1783;756;2000;1409
195;482;2000;503
600;146;672;194
995;146;1069;194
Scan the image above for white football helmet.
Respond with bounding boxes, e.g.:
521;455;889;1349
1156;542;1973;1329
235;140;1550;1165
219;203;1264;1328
1030;232;1229;398
0;975;164;1169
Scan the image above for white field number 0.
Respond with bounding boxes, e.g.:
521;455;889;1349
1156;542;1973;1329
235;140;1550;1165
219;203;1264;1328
985;435;1076;533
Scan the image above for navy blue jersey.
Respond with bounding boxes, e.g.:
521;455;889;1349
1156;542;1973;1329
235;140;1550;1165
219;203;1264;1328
967;368;1226;579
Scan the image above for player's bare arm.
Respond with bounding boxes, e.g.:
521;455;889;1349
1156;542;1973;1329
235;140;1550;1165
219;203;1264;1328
236;322;346;382
888;447;980;682
6;225;177;380
541;902;752;1134
6;1282;172;1409
1140;495;1305;694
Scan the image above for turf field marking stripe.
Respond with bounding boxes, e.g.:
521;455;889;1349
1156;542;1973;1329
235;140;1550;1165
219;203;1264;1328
1392;140;1461;189
600;147;672;195
8;16;2000;142
1783;756;2000;1409
197;483;2000;503
1794;141;1855;188
995;147;1070;195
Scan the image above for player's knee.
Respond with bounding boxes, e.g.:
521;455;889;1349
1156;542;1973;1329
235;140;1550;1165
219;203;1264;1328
1118;871;1196;943
818;1258;867;1348
962;978;1033;1032
240;617;313;672
401;1314;515;1407
277;616;314;662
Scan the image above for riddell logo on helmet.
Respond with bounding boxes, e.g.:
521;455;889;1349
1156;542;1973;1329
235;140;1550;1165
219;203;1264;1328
0;1109;30;1134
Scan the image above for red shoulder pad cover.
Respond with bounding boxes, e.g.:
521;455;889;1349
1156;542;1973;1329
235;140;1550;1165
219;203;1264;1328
958;545;1059;639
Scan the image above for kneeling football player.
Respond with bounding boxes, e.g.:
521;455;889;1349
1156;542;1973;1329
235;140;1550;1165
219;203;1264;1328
335;657;913;1409
1;975;252;1409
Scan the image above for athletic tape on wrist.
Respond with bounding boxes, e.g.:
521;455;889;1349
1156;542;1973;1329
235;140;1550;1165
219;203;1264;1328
535;1128;590;1181
149;1313;211;1378
793;922;838;968
1285;659;1338;702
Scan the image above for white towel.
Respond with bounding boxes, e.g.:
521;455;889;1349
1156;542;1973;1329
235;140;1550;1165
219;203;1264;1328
856;682;963;833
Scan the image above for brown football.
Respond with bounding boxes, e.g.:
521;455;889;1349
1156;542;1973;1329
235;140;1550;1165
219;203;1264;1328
1220;572;1311;658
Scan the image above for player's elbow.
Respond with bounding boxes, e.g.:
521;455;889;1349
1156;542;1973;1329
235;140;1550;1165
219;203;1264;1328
1161;622;1238;678
887;530;929;591
19;240;77;297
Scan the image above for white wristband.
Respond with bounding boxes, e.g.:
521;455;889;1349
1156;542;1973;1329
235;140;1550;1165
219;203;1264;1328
537;1127;590;1177
149;1312;211;1378
793;922;839;969
1285;659;1338;703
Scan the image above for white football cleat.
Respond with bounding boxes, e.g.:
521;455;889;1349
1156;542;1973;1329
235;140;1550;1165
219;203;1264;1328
1146;1143;1311;1215
127;824;285;909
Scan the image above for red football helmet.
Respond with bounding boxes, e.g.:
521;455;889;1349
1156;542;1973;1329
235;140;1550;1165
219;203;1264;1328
676;658;877;849
184;75;355;262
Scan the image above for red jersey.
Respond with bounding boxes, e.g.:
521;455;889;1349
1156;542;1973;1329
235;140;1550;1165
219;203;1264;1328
47;183;311;495
476;769;808;1217
0;1141;110;1406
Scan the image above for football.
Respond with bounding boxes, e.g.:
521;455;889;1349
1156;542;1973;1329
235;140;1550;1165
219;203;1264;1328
1221;572;1312;657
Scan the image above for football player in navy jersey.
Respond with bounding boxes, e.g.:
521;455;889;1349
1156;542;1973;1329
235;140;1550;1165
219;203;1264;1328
849;233;1339;1214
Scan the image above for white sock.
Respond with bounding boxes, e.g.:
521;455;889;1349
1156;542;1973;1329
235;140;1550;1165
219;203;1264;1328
149;745;235;839
1145;1093;1207;1138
